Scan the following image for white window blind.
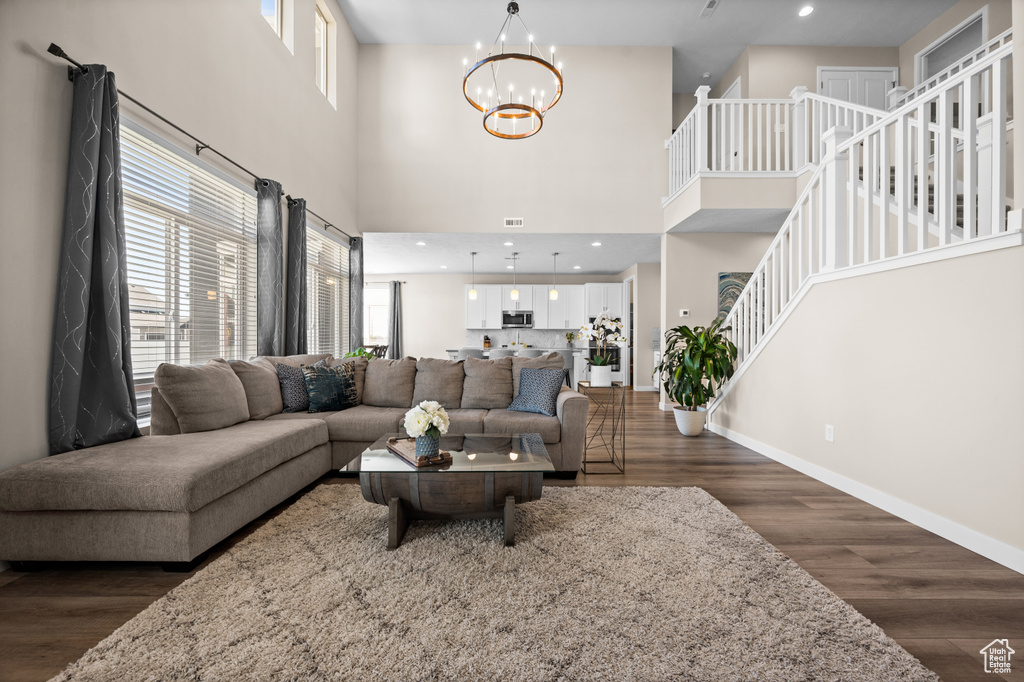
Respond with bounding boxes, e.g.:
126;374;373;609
306;221;349;357
121;121;258;420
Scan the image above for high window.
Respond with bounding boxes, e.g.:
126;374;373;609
306;223;350;357
314;4;329;96
262;0;282;36
121;121;258;421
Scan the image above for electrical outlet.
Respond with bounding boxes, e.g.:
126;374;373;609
825;424;835;443
679;309;690;318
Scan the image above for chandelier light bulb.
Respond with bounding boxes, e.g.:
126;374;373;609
528;34;533;42
476;42;482;49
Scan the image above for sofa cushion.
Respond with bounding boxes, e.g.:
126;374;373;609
303;363;358;412
484;409;561;444
412;358;465;410
255;353;333;368
154;358;249;434
512;353;564;396
0;420;328;513
323;405;408;442
362;357;417;408
230;359;283;420
265;411;339;422
508;367;564;417
277;358;328;413
443;409;487;436
331;356;368;404
461;357;513;409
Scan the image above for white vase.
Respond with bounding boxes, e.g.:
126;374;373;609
590;365;612;387
673;407;706;436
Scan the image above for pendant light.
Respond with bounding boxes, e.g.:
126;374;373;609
468;252;478;300
549;252;559;300
510;252;520;301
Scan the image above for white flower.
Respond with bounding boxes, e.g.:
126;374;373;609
403;401;450;437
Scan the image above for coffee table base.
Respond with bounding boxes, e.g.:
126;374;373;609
386;495;516;549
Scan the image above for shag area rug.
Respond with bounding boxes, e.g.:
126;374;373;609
53;485;936;681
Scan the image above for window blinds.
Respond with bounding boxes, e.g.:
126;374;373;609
306;222;349;358
120;122;258;420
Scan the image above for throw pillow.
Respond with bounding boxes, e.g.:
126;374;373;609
511;353;564;396
331;356;368;404
154;358;250;433
277;358;328;413
412;357;465;409
362;357;417;408
302;363;358;413
507;367;564;417
461;356;513;409
229;358;284;420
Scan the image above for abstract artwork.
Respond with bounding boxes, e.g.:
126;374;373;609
718;272;752;319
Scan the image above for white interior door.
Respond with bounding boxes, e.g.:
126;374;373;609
819;68;898;110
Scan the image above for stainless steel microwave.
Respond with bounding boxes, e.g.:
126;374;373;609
501;310;534;328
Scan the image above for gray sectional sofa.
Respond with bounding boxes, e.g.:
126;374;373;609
0;354;588;568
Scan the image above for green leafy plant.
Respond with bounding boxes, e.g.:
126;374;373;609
343;347;374;359
565;331;575;344
655;318;738;411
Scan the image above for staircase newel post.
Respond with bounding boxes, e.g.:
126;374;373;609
822;126;853;272
887;86;908;111
695;85;711;172
790;86;808;169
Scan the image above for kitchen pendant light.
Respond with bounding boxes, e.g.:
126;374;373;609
509;252;520;301
468;251;478;300
549;252;559;300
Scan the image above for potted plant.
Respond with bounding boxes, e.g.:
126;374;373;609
577;312;625;387
655;318;737;436
403;400;450;457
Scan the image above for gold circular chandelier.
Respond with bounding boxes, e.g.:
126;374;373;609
462;1;563;140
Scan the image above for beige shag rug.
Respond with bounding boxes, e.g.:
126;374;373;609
52;485;936;681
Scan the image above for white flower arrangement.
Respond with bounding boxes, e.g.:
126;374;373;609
403;400;450;439
576;312;626;366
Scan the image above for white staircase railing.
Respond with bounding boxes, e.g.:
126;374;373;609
712;39;1014;403
665;87;887;204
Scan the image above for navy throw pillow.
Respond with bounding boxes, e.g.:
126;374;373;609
508;367;564;417
302;362;358;413
276;358;328;413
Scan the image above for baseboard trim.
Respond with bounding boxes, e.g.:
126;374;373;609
632;385;658;392
709;423;1024;575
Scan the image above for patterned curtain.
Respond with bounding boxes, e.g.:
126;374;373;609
386;280;403;359
348;236;364;351
256;179;283;356
49;64;140;455
285;198;307;355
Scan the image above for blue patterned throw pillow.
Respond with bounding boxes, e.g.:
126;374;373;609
508;367;564;417
276;359;328;413
302;362;358;413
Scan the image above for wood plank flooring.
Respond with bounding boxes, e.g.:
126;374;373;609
1;390;1021;681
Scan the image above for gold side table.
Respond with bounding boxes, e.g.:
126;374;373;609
577;380;625;474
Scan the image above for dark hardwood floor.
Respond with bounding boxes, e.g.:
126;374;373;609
1;390;1021;681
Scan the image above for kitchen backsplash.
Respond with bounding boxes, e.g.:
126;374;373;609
463;329;584;349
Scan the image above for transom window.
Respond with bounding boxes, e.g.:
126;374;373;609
314;4;328;96
262;0;282;36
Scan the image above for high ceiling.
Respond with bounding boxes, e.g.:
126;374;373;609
335;0;957;93
362;233;661;275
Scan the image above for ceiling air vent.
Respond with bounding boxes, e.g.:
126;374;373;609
699;0;720;18
504;217;524;229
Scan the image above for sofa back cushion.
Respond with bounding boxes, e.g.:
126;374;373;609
331;356;368;404
229;358;283;420
149;387;180;435
154;358;249;433
362;357;418;407
254;353;333;368
512;353;564;396
412;358;465;409
461;356;514;409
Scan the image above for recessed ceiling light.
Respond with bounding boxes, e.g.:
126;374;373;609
573;265;581;270
798;5;813;17
440;265;447;269
503;241;514;246
591;242;602;247
416;241;426;246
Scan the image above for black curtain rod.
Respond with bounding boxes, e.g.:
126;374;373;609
47;42;353;242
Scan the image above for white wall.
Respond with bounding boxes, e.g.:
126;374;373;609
618;262;662;388
0;0;359;470
711;246;1024;557
357;45;671;235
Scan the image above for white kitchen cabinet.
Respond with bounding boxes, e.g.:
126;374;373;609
532;286;550;329
566;285;586;329
532;285;583;329
585;283;624;320
501;285;533;312
545;286;566;329
465;285;502;329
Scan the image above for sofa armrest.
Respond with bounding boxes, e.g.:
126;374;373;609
555;386;588;472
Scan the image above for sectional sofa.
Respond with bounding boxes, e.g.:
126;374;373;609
0;354;588;568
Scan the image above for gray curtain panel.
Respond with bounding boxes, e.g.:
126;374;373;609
348;236;364;351
285;198;307;355
387;280;403;359
256;179;283;356
49;64;140;455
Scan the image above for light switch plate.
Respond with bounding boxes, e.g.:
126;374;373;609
679;309;690;318
825;424;834;443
